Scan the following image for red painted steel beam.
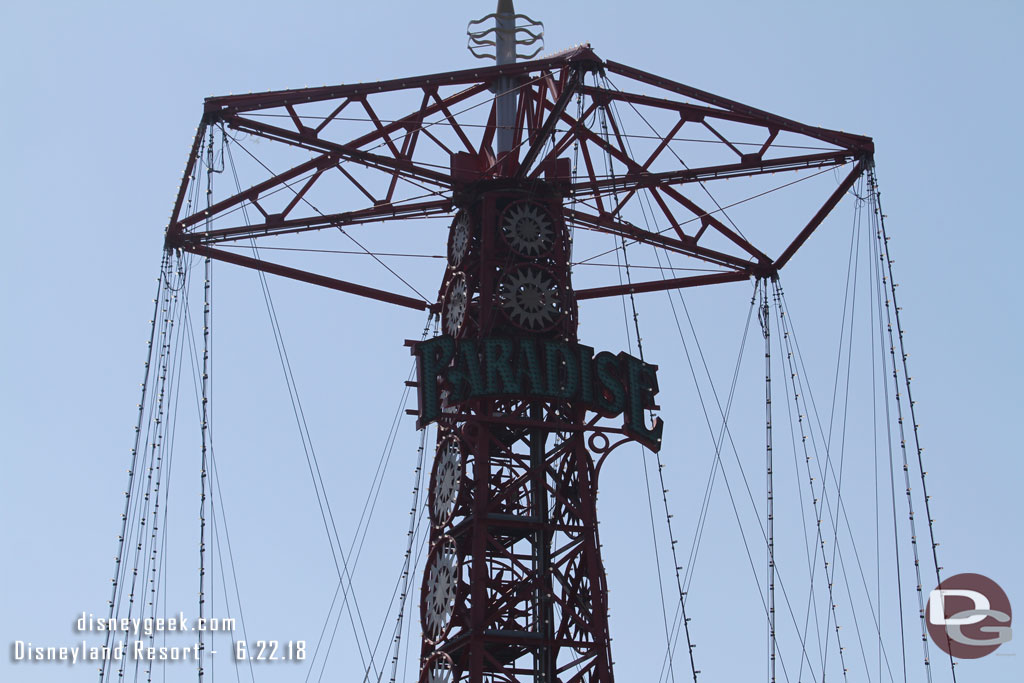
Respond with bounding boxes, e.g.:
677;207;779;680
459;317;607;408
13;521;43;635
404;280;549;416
533;87;855;272
578;84;776;129
181;243;428;310
172;154;330;233
516;66;582;180
166;123;207;241
658;184;772;264
169;124;454;244
567;150;855;195
605;60;874;153
224;115;454;187
342;83;489;154
579;84;857;151
575;270;750;300
532;99;602;178
203;46;603;116
775;160;866;270
178;198;452;245
566;208;754;271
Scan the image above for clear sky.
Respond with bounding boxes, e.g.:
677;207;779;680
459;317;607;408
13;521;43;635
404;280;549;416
1;2;1021;682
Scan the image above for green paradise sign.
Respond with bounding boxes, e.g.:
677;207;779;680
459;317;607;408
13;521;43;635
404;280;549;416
413;335;664;450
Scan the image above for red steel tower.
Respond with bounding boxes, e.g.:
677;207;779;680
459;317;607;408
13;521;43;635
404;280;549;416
163;3;873;681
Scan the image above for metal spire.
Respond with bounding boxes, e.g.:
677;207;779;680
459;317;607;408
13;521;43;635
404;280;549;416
496;0;515;66
468;0;544;155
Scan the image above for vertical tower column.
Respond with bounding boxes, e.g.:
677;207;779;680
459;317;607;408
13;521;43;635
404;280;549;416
419;185;614;682
494;0;517;156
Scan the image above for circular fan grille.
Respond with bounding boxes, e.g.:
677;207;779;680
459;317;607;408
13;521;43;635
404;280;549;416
419;652;455;683
422;536;460;643
496;266;565;331
448;211;471;267
442;274;468;336
500;201;556;257
430;436;463;527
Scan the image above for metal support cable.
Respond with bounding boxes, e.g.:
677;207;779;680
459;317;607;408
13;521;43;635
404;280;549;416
867;197;909;683
776;242;899;681
99;255;168;683
870;166;954;682
761;285;777;683
872;196;932;681
140;259;188;683
208;433;258;683
771;180;898;680
596;85;699;683
252;251;377;678
223;139;383;678
771;286;827;676
772;279;850;683
821;188;869;682
197;130;217;682
384;396;431;683
372;314;434;683
598;93;679;682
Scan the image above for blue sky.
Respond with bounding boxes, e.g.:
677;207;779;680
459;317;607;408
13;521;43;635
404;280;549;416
1;2;1021;682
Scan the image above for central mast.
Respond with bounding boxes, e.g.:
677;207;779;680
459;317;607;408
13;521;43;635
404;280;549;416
494;0;517;155
418;4;615;681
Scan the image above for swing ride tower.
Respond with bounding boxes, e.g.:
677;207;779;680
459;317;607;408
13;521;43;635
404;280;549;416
162;3;875;681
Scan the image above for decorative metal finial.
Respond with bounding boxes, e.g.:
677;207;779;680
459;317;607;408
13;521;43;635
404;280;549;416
467;1;544;155
467;0;544;65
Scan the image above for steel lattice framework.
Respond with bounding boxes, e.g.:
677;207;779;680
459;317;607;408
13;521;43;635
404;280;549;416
165;40;872;683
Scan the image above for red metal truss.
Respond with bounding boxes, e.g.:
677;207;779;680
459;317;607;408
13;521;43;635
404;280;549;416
162;40;875;683
165;45;872;306
421;398;616;682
